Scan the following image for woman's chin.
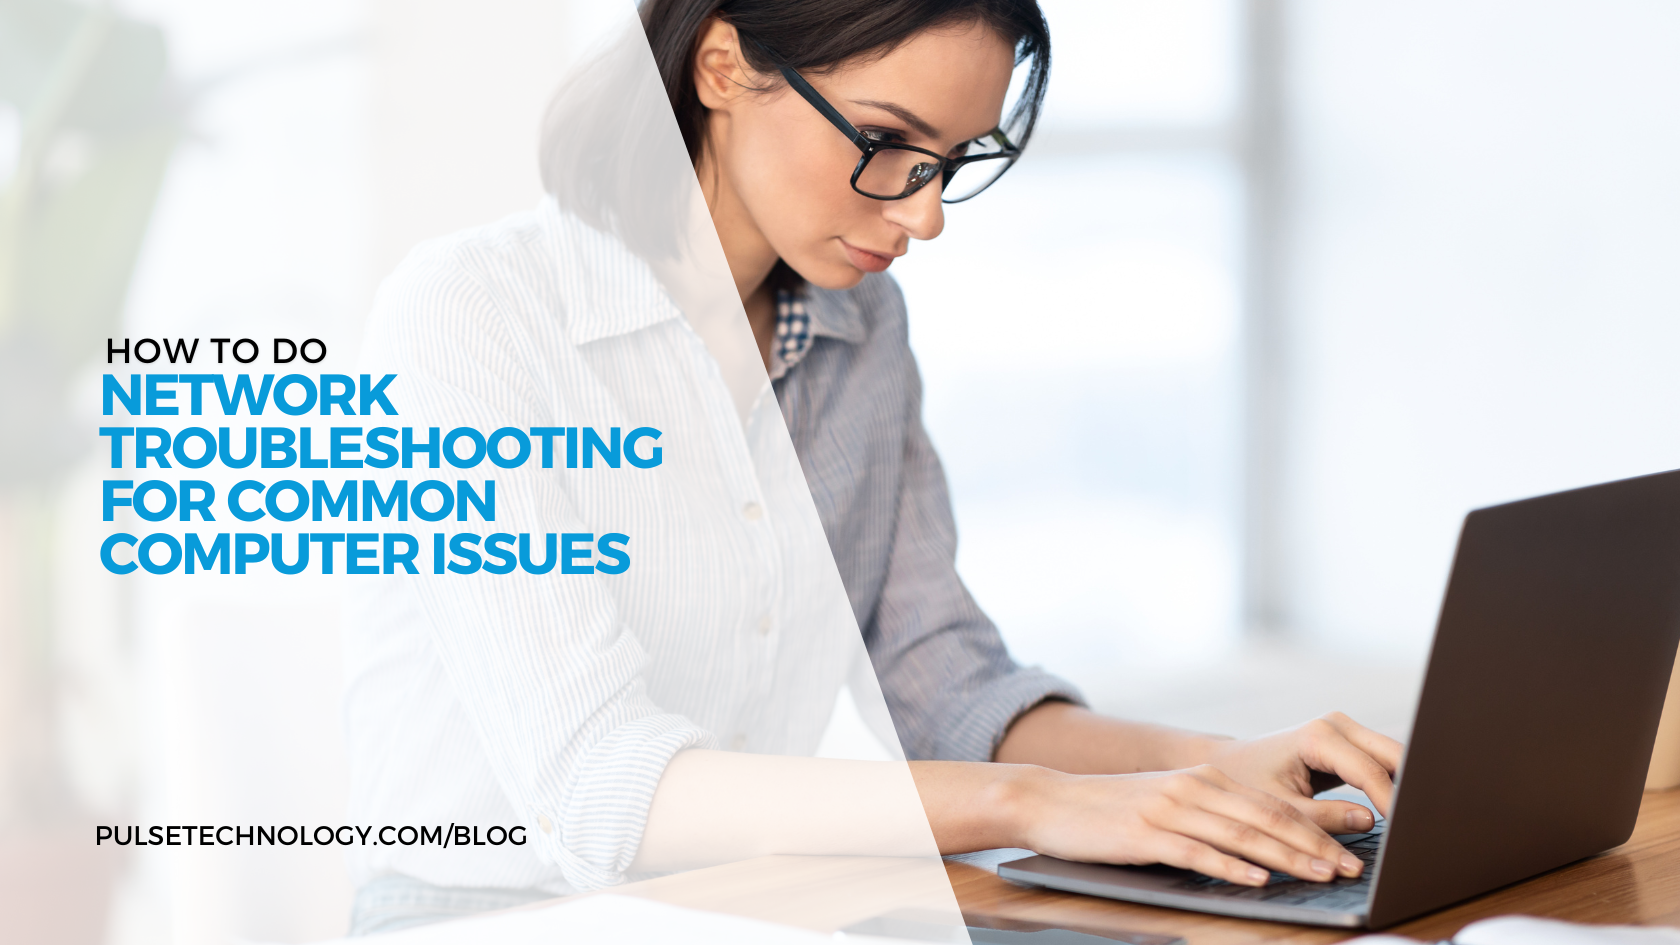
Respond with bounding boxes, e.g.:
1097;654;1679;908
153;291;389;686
789;258;870;292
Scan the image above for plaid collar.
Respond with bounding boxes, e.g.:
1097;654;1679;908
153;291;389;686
772;289;814;374
769;282;870;379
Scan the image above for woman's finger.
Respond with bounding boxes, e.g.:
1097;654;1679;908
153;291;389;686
1180;769;1364;877
1156;805;1347;882
1320;712;1404;775
1291;797;1378;835
1148;833;1273;887
1301;723;1398;816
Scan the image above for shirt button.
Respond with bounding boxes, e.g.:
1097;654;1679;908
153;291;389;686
730;734;746;751
741;501;763;521
758;614;772;635
537;814;553;835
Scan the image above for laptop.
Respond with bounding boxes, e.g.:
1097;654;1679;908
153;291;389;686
998;468;1680;929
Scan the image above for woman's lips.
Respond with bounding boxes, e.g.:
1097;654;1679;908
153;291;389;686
841;240;897;273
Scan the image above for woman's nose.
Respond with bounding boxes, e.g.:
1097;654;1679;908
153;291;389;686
882;182;945;241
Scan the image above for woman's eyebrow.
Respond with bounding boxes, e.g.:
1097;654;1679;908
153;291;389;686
849;99;939;140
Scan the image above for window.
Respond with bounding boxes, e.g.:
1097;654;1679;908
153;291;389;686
893;0;1251;700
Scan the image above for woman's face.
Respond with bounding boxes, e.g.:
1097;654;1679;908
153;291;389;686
694;19;1017;291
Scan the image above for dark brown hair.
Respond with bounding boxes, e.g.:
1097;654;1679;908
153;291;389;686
640;0;1051;164
637;0;1049;288
538;3;1048;279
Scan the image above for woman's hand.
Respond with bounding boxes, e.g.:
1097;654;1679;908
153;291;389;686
991;764;1366;886
948;703;1404;883
1203;712;1404;835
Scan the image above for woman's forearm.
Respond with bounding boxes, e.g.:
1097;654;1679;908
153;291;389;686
633;741;1372;888
634;750;1056;872
632;750;974;871
635;706;1235;872
993;700;1231;774
905;759;1043;853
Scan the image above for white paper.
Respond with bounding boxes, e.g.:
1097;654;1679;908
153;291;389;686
1455;915;1680;945
1343;916;1680;945
298;893;847;945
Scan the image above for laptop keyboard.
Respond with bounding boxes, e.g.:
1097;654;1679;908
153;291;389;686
1166;821;1385;912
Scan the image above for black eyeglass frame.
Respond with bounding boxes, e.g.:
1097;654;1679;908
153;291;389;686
776;64;1022;203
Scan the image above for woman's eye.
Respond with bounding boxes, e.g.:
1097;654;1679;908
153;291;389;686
862;129;907;145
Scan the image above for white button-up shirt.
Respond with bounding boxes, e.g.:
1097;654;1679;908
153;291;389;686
344;198;1078;896
344;201;863;895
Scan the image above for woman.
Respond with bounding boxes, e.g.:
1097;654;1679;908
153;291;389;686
344;0;1401;933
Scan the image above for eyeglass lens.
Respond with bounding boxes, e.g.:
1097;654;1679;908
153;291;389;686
941;155;1013;202
855;144;1015;202
856;148;943;198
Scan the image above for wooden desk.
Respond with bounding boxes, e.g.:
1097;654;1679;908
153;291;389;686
950;789;1680;943
618;790;1679;942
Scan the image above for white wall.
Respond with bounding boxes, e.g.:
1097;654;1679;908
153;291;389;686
895;0;1248;704
1279;0;1680;656
100;2;371;941
100;2;632;942
367;0;621;283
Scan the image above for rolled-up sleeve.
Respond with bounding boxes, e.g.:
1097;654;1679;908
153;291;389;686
366;243;712;889
864;361;1085;762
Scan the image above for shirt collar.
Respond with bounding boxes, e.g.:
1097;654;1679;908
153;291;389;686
802;282;869;344
768;282;871;380
539;196;872;352
539;197;685;345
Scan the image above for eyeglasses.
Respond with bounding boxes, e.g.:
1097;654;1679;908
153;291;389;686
777;64;1021;203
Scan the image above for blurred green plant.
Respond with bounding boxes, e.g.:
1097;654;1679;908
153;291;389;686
0;0;176;830
0;0;179;483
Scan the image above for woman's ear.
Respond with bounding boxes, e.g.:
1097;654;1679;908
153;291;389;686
692;17;749;110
